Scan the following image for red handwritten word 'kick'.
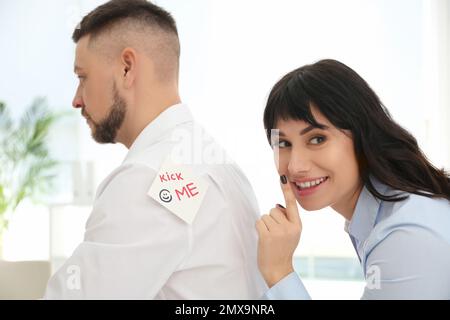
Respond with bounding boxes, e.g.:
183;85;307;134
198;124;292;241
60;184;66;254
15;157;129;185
160;172;184;183
175;182;199;201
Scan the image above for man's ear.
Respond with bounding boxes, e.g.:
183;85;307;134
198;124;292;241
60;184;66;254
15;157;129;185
120;47;136;89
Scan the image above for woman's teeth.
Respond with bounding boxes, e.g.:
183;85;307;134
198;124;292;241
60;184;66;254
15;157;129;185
295;177;328;190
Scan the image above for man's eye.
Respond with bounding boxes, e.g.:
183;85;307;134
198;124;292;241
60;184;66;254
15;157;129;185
310;136;326;145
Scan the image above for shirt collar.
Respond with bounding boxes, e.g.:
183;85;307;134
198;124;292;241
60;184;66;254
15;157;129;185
124;103;193;160
345;176;389;243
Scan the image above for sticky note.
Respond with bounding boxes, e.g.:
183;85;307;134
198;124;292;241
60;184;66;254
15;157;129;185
148;158;209;224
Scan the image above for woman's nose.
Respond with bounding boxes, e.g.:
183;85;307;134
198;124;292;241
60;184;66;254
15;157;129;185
287;150;311;176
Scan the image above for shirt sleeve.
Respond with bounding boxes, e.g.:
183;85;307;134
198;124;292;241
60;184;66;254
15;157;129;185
44;164;191;299
262;272;311;300
361;225;450;299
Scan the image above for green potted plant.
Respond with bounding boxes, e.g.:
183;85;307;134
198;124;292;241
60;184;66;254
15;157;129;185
0;98;60;258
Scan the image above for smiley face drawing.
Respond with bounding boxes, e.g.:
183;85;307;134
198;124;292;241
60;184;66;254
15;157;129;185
159;189;173;203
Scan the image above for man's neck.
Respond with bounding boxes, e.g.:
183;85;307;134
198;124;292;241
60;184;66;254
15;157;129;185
119;94;181;148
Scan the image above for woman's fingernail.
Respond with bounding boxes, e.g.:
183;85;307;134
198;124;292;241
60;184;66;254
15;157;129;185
280;175;287;184
276;204;285;209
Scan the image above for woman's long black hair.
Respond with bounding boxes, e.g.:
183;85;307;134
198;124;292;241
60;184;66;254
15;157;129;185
263;59;450;202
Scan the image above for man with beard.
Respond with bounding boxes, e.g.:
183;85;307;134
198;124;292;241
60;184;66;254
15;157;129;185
44;0;266;299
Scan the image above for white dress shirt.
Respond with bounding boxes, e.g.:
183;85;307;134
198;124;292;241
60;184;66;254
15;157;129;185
44;103;267;299
264;176;450;299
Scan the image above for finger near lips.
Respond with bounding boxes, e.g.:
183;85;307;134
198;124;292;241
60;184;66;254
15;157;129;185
280;175;296;207
256;175;302;236
280;175;301;224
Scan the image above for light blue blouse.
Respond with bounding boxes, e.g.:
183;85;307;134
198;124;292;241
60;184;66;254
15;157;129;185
264;177;450;299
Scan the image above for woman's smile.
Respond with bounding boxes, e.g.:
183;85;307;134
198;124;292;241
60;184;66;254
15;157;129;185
291;176;329;197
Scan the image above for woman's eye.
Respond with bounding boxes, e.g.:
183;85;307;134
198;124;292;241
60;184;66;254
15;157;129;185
273;140;291;148
310;136;326;145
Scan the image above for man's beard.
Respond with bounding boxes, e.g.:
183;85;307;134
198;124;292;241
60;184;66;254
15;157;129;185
87;84;127;144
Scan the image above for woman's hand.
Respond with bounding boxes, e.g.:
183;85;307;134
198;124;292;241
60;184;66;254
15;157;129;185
256;175;302;288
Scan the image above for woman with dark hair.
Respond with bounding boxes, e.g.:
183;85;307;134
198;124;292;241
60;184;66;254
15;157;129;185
256;59;450;299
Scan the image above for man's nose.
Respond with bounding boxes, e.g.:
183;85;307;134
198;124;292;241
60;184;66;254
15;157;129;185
72;93;84;109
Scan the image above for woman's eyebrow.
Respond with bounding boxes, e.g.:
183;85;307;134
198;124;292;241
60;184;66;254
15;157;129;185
300;124;329;136
274;124;329;137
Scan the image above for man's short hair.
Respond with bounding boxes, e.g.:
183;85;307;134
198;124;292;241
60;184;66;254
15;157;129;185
73;0;180;82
